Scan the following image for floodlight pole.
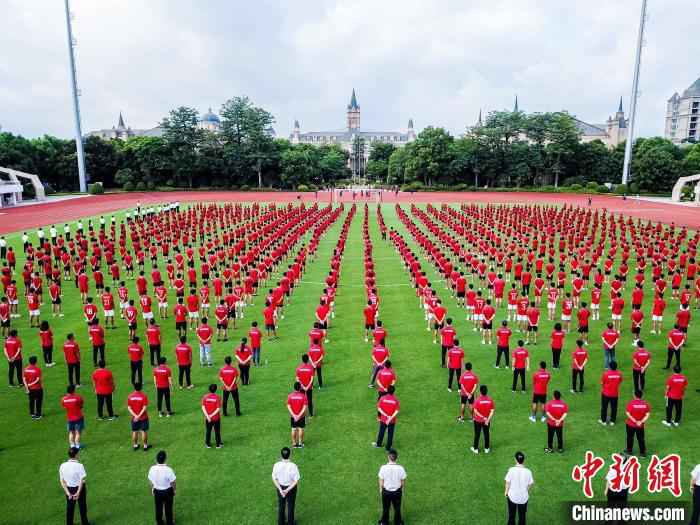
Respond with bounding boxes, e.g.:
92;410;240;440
621;0;648;187
64;0;88;193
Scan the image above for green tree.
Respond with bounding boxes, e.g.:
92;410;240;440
280;144;319;189
545;112;580;187
404;126;454;186
83;136;120;188
159;106;203;188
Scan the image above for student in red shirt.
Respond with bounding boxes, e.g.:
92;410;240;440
570;339;588;393
625;389;650;457
374;385;400;451
145;319;162;366
202;384;223;449
308;339;325;389
219;356;241;417
577;301;590;345
263;300;277;339
600;361;623;426
173;298;188;339
364;300;377;342
663;366;687;427
369;341;389;388
23;355;43;419
214;300;229;342
296;354;315;416
376;360;396;400
128;336;145;387
446;339;464;392
196;318;214;367
458;362;478;422
495;320;512;370
63;333;81;387
550;323;566;369
664;324;686;370
127;382;150;451
530;362;550;422
525;302;540;345
153;357;173;417
544;390;568;453
511;340;529;392
92;361;116;420
481;299;496;345
316;300;331;343
471;384;494;454
88;319;105;367
4;329;24;387
249;321;263;367
631;340;651;393
601;323;620;370
287;382;308;448
62;384;85;448
235;338;253;386
174;336;194;389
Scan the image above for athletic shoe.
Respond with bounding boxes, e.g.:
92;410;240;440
608;422;615;427
217;444;224;449
143;445;151;451
470;447;479;455
133;445;139;451
456;417;464;423
528;416;536;423
205;444;211;449
447;388;452;393
662;420;671;427
598;419;606;426
544;448;553;453
672;422;679;427
540;416;546;423
484;448;490;454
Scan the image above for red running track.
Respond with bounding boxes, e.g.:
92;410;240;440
0;190;697;234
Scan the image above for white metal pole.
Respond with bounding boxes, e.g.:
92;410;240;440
64;0;88;193
621;0;647;187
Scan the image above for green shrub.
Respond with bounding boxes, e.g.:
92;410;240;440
401;181;425;192
88;182;104;195
586;181;599;190
146;181;156;191
569;183;583;191
135;181;147;191
614;184;628;195
597;184;611;193
240;184;251;191
123;181;135;191
297;184;309;192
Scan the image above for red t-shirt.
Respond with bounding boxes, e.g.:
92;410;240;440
377;394;400;424
459;371;479;396
666;373;688;399
472;395;494;423
287;391;308;416
63;341;80;364
175;343;192;366
92;368;114;394
202;393;221;421
296;363;315;389
196;325;213;344
23;365;42;390
632;349;650;371
602;329;619;349
625;399;650;427
153;365;172;389
532;370;551;395
512;347;529;369
128;343;144;362
447;346;464;369
219;365;239;390
544;399;568;427
496;327;512;347
248;328;262;348
601;370;623;397
128;391;149;421
441;326;456;346
376;367;396;392
62;393;84;421
550;330;565;350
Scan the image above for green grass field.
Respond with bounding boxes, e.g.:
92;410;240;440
0;202;698;525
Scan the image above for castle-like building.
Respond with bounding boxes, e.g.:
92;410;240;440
665;76;700;145
290;89;416;161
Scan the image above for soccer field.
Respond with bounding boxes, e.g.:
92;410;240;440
1;201;698;525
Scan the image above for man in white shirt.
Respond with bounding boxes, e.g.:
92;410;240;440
505;451;534;525
64;224;71;240
272;447;300;525
21;232;29;252
59;447;89;525
690;463;700;525
148;450;176;525
378;449;407;525
0;236;6;260
50;225;58;244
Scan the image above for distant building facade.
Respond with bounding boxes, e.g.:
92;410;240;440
290;89;416;162
665;77;700;144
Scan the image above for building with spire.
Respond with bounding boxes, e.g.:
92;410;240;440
665;76;700;144
290;89;416;161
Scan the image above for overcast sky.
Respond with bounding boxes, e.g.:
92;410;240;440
1;0;698;140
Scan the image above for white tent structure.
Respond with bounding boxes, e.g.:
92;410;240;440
0;167;46;208
671;174;700;204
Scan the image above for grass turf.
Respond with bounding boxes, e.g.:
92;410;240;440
0;202;698;524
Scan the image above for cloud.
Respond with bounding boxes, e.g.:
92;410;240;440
1;0;697;140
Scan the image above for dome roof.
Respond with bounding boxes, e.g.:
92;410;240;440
682;77;700;98
201;108;220;123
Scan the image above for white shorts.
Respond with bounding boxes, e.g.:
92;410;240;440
423;303;430;311
104;310;115;318
561;315;571;321
652;315;663;322
473;314;484;321
611;314;622;321
427;312;434;320
236;301;245;309
466;305;474;311
547;302;556;309
201;303;209;309
143;312;154;320
189;311;199;319
9;299;18;305
517;314;527;322
591;303;600;310
30;309;40;317
158;302;168;309
507;304;516;311
120;302;128;309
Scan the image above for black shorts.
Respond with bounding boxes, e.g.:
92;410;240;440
528;325;538;332
291;417;306;429
129;323;137;330
265;323;276;330
216;322;228;329
131;419;150;432
1;320;9;328
578;326;589;333
319;322;328;330
365;323;375;330
52;298;61;305
532;393;547;404
487;284;493;290
482;321;492;330
227;311;236;319
457;291;465;298
461;395;474;405
631;326;640;335
442;344;452;353
149;344;161;353
497;345;508;353
176;321;186;330
434;322;444;330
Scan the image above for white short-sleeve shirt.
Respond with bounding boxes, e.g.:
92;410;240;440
272;460;300;487
148;464;176;490
379;463;407;492
691;464;700;486
505;465;534;504
59;460;87;488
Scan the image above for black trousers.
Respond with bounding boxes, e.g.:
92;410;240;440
157;388;172;413
666;398;682;423
601;395;618;423
97;393;114;418
68;363;81;386
7;359;22;386
448;368;461;389
277;485;297;525
512;368;526;391
29;388;43;416
178;365;191;387
552;349;561;368
305;388;314;416
154;487;174;525
223;389;241;416
496;347;510;367
376;422;395;450
666;348;681;369
371;365;382;384
66;485;89;525
130;360;143;386
149;345;161;366
473;421;490;449
633;369;645;392
205;419;222;446
380;488;403;525
625;425;646;455
507;497;527;525
690;487;700;525
315;366;323;388
547;425;563;450
92;345;105;366
43;346;53;364
572;369;584;391
240;364;250;385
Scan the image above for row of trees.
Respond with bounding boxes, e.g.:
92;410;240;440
1;100;699;193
